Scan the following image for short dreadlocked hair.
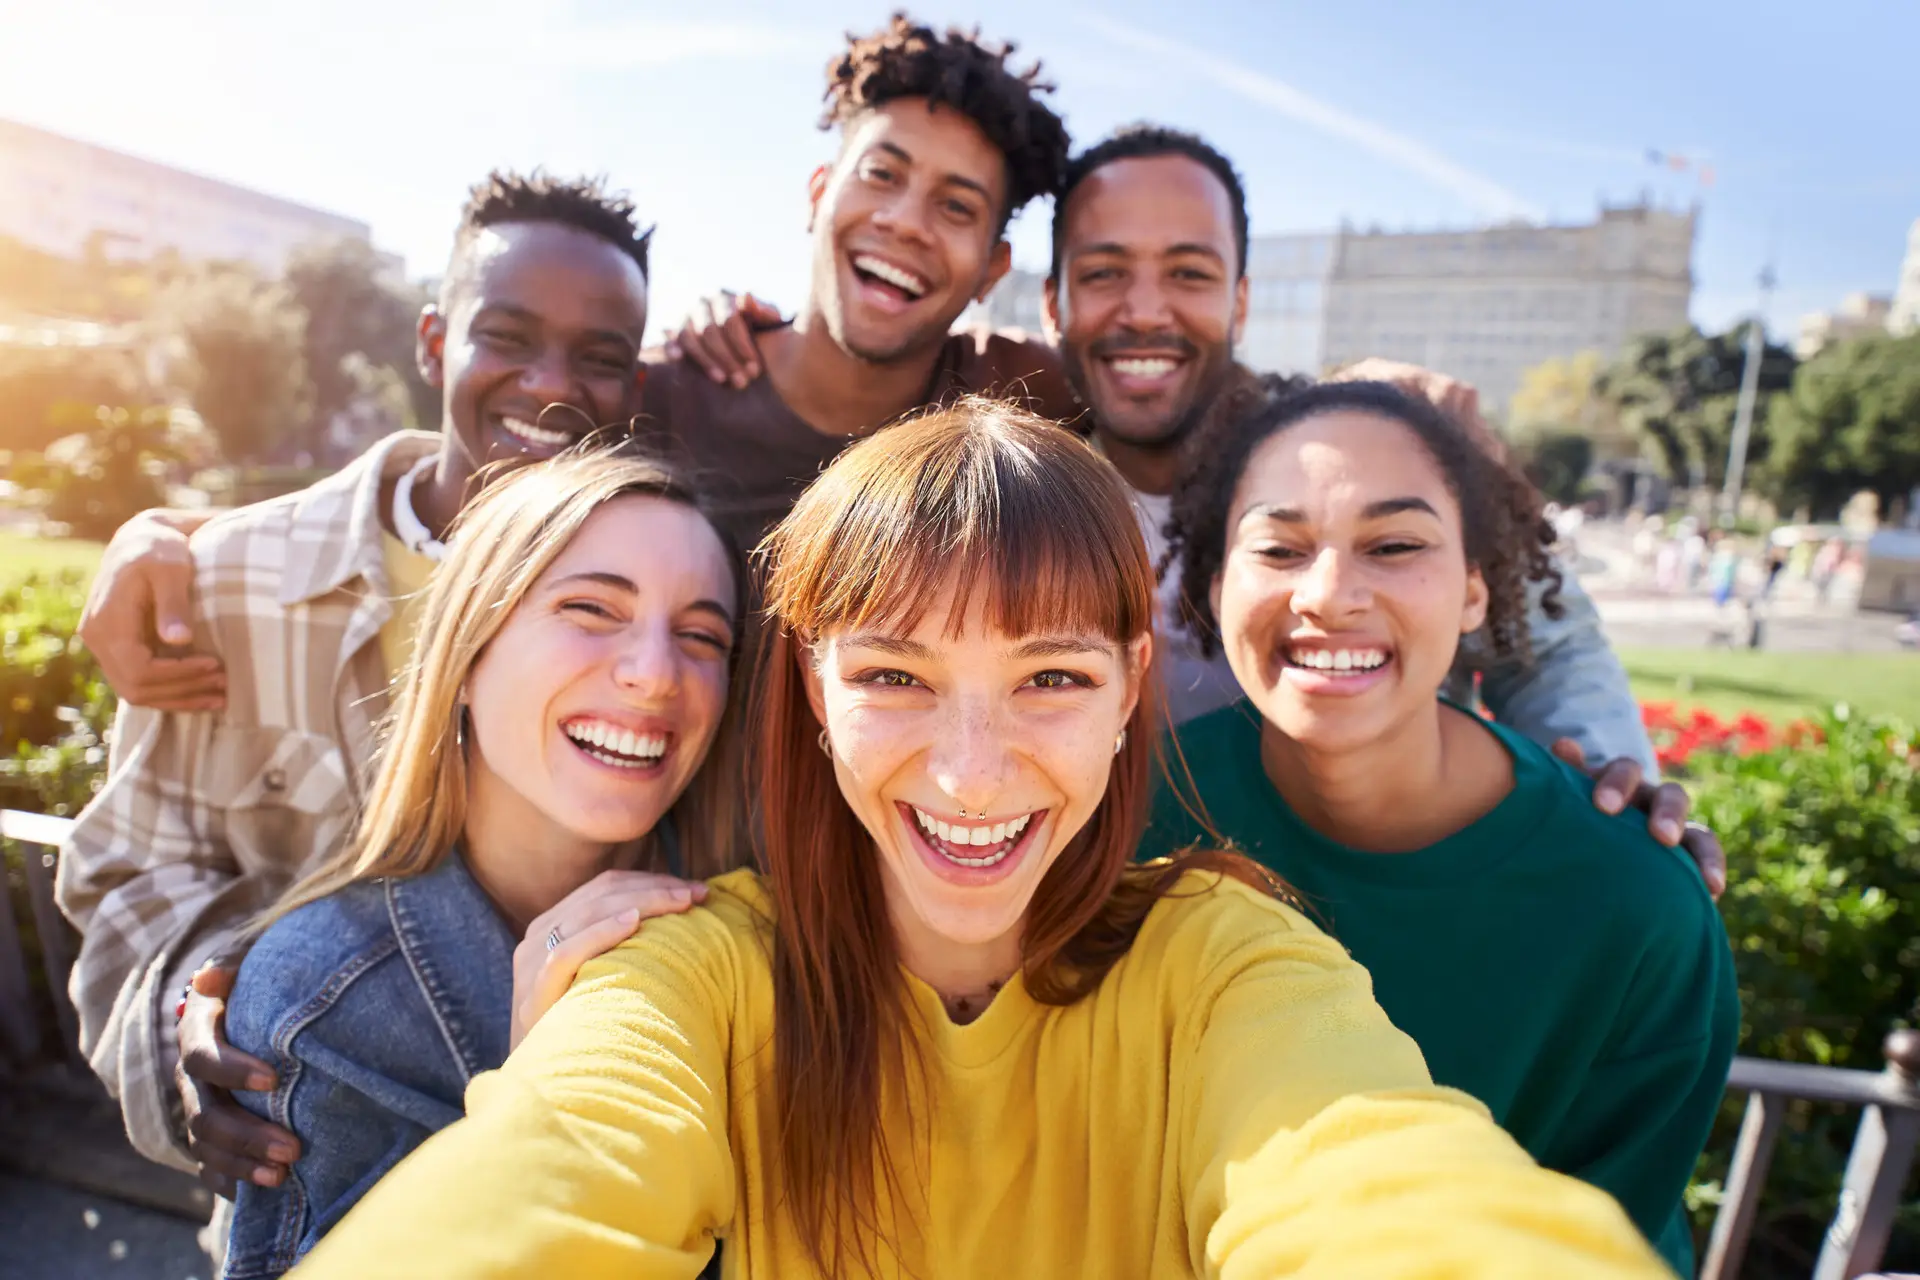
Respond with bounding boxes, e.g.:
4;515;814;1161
1051;125;1249;280
820;13;1070;237
1164;378;1563;668
444;170;654;297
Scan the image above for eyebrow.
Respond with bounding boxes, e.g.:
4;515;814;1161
1072;241;1226;263
874;140;993;202
839;633;1107;660
1239;497;1441;526
547;572;734;626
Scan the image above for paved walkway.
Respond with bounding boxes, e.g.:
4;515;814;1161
0;1170;206;1280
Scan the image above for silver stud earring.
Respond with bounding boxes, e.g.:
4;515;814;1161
818;728;831;757
1114;728;1127;755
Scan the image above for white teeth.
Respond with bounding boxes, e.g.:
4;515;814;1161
909;806;1036;867
1110;357;1178;378
564;721;667;765
852;254;927;298
501;416;572;447
1290;648;1388;673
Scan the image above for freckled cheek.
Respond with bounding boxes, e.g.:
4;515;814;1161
825;702;929;790
1016;714;1116;815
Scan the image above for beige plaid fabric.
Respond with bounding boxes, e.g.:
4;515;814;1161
56;431;438;1169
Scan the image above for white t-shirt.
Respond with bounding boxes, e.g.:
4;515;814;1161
1130;488;1247;726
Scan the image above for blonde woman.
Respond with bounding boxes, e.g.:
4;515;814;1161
290;402;1669;1279
217;450;747;1278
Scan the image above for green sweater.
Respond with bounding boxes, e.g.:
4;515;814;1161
1146;701;1739;1275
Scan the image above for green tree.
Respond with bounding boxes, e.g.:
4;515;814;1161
9;405;187;540
0;343;149;452
1507;351;1635;460
1515;429;1596;505
1595;324;1797;492
285;238;434;433
153;265;313;464
1766;331;1920;519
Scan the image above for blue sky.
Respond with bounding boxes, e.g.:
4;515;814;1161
2;0;1914;337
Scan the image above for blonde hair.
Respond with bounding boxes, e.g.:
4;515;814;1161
255;447;748;934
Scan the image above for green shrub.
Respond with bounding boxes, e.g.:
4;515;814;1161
0;569;112;815
7;406;184;541
1684;707;1920;1275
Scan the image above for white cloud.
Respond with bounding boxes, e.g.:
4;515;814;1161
1081;13;1540;222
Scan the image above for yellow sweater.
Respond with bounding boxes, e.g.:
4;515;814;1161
293;870;1671;1279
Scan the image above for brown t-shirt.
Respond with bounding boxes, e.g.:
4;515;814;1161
634;326;1079;553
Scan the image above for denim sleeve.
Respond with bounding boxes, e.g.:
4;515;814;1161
1478;560;1656;774
222;940;461;1279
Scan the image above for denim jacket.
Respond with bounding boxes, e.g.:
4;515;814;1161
221;851;514;1279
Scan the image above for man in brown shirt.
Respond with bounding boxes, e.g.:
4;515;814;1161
633;15;1078;552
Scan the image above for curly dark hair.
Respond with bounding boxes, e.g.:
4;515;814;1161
1051;124;1249;280
820;12;1070;236
1164;378;1564;668
446;169;654;288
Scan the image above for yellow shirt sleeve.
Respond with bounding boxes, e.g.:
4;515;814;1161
1178;905;1673;1279
290;884;752;1279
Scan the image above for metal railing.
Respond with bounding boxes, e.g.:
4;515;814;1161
4;809;1918;1275
1702;1035;1920;1280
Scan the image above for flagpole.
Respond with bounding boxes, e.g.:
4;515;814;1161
1721;264;1776;524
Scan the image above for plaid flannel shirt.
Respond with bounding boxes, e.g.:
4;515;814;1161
56;431;438;1169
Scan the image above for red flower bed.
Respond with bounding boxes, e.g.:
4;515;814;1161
1640;701;1824;772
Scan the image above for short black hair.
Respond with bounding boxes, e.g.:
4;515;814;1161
445;169;654;290
821;12;1070;237
1164;378;1563;666
1050;124;1249;280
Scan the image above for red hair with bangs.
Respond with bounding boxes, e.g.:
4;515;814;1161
755;398;1277;1275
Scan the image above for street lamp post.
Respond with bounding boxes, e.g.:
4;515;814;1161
1721;264;1777;524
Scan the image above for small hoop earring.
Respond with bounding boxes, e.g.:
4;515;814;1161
456;705;469;750
1114;728;1127;755
818;728;831;757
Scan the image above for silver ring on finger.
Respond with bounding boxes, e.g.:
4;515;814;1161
545;925;563;953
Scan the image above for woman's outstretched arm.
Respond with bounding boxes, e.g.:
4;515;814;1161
1181;915;1673;1279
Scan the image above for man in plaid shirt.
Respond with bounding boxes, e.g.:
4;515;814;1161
56;170;657;1178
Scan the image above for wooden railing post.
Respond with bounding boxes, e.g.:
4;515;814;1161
1811;1030;1920;1280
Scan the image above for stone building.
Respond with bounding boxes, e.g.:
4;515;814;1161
0;116;388;275
1315;202;1695;413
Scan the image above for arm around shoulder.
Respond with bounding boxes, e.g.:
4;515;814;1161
1480;561;1657;772
289;896;752;1279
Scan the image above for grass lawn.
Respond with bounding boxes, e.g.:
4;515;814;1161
1619;647;1920;726
0;530;105;586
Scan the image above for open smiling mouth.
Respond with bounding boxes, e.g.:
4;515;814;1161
850;253;930;307
497;414;580;450
1100;352;1189;393
900;802;1043;872
562;718;671;772
1280;644;1395;691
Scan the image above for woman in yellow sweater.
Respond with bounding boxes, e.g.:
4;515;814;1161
292;400;1671;1279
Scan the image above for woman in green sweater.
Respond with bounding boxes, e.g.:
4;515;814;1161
288;399;1671;1279
1148;379;1739;1273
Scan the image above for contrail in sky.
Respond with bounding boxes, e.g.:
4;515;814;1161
1082;13;1541;222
